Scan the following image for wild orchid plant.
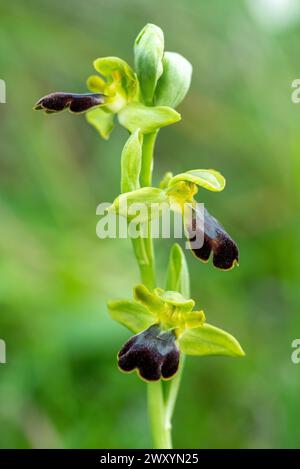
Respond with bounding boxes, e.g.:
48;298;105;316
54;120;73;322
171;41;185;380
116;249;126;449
34;24;244;449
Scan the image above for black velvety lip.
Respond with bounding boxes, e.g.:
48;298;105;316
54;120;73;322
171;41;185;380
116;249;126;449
186;207;239;270
118;325;180;381
34;92;105;114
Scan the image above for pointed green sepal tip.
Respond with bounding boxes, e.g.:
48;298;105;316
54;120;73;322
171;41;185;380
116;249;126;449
179;323;245;358
107;299;154;334
86;108;114;140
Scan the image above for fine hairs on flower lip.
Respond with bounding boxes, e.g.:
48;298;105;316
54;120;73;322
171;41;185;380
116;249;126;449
34;92;105;114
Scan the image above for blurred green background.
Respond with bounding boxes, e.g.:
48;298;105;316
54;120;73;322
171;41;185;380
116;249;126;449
1;0;300;449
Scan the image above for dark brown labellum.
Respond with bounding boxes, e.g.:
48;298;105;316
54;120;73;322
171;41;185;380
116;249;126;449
34;92;105;114
118;325;180;381
186;206;239;270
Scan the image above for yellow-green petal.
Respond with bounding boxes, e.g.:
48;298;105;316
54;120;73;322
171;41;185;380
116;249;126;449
134;284;166;317
86;75;106;93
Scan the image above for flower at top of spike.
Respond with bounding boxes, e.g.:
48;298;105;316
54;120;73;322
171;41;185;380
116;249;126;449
34;92;105;114
34;24;193;139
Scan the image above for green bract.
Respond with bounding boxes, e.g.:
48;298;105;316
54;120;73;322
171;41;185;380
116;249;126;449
166;243;190;298
121;129;143;193
134;24;164;105
155;52;192;108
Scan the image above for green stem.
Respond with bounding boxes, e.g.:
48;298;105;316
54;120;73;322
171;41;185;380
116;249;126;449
131;234;169;447
131;237;156;290
131;232;169;447
164;354;185;435
131;129;183;449
147;381;172;449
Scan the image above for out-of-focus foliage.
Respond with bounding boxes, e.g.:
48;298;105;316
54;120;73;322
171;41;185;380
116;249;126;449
0;0;300;449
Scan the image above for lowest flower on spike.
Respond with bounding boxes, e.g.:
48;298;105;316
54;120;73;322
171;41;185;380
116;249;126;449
108;282;244;382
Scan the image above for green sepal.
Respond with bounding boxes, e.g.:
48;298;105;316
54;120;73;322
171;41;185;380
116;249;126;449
165;243;190;298
118;102;181;134
86;108;114;140
168;169;225;192
155;52;192;108
109;187;169;222
107;299;154;334
134;23;164;105
121;129;143;193
179;323;245;357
